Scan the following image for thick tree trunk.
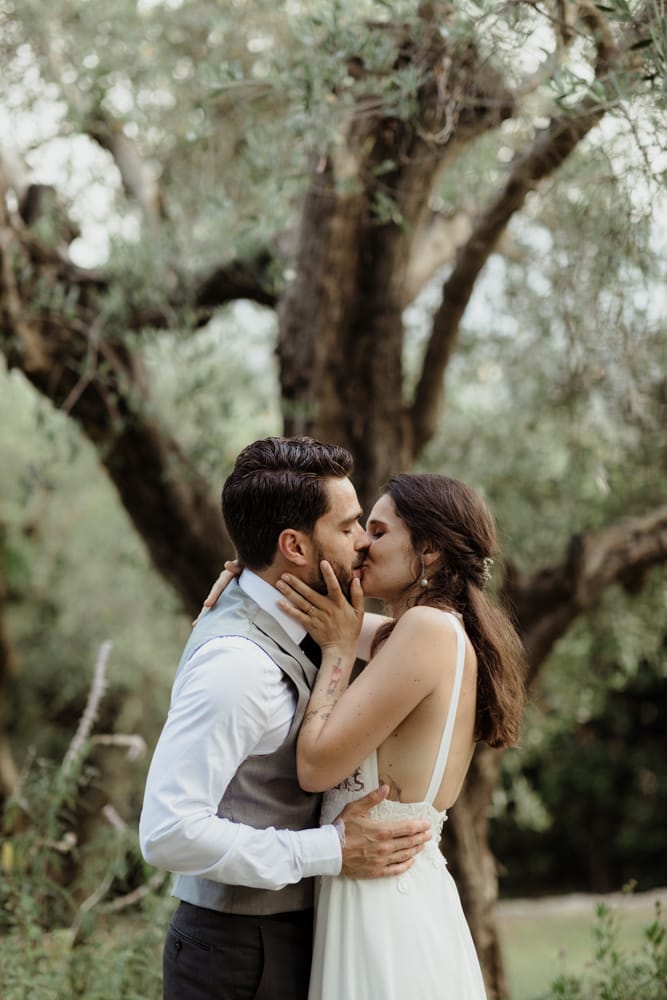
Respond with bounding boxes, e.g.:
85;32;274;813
278;162;412;511
447;747;507;1000
0;199;229;617
277;17;514;512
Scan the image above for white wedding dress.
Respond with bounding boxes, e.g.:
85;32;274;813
308;612;487;1000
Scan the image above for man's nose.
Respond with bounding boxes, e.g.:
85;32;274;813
354;526;371;550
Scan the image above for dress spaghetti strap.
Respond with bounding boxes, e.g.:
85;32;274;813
424;612;466;805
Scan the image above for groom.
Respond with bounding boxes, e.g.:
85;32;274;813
140;436;431;1000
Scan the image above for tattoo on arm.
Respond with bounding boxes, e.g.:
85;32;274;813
326;660;343;698
303;658;345;731
303;706;334;725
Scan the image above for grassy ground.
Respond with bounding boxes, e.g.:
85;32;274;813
3;885;662;999
497;887;666;1000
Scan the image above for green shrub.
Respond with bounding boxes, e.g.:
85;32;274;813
537;899;667;1000
0;649;169;999
1;775;168;999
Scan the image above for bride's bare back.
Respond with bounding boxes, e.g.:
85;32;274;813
376;610;477;811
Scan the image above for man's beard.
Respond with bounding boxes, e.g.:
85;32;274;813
306;546;361;600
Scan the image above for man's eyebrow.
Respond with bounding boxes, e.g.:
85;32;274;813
341;509;364;525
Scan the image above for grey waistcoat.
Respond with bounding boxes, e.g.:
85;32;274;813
172;579;322;915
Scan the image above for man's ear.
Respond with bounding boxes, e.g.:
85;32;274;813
277;529;310;566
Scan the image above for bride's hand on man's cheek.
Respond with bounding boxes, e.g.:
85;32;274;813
276;561;364;648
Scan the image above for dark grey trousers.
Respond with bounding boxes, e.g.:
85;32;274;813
163;901;313;1000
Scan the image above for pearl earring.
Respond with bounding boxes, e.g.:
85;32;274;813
420;559;428;589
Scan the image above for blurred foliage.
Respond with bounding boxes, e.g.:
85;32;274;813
536;897;667;1000
0;700;168;1000
414;146;666;566
0;368;188;766
0;294;282;770
492;630;667;895
142;302;281;481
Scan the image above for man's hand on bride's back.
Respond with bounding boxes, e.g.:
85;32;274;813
337;785;431;879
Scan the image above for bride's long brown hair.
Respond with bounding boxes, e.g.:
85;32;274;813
370;474;526;748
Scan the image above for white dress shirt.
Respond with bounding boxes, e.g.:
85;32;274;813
139;570;342;890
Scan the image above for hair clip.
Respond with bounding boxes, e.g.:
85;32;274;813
482;557;494;586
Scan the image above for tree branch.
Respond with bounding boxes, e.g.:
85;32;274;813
505;505;667;684
0;194;229;617
87;114;164;233
404;208;473;304
409;2;650;454
194;250;279;313
25;14;164;235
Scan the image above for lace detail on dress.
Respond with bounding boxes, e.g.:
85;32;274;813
321;759;449;895
371;798;449;889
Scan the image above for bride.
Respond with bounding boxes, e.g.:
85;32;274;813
275;473;525;1000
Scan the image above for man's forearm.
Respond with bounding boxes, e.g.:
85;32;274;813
139;808;342;889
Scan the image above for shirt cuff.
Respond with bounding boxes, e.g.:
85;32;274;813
296;825;343;878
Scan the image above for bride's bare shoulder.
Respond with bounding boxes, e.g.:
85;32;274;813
398;605;461;628
392;606;461;647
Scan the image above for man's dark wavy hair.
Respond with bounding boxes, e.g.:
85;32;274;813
221;437;354;569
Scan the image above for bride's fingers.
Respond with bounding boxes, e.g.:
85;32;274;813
277;574;329;609
191;606;209;627
193;560;243;625
193;573;231;625
203;560;242;608
350;576;364;614
275;578;317;614
279;564;343;606
320;561;364;616
276;598;310;624
319;560;345;599
202;571;232;607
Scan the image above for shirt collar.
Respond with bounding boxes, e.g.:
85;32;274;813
238;569;307;645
